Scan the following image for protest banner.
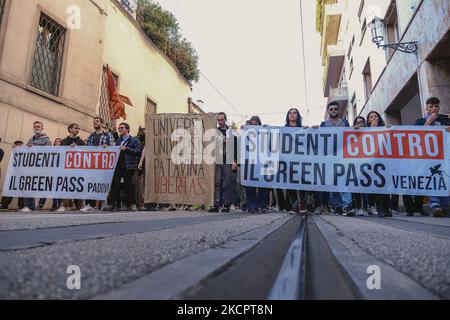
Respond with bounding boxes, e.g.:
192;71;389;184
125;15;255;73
145;113;216;206
241;126;450;196
1;146;120;200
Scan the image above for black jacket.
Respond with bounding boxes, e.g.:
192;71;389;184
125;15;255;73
61;136;86;146
414;114;450;126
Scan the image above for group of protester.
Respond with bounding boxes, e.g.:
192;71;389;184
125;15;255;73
208;97;450;218
0;118;145;212
0;97;449;217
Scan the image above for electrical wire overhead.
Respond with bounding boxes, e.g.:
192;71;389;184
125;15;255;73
199;72;247;121
299;0;310;120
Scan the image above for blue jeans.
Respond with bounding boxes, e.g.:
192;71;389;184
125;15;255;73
330;193;352;208
24;198;46;210
245;187;269;210
429;196;450;208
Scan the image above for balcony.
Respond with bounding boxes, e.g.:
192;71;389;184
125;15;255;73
328;86;349;103
320;0;346;65
323;43;345;97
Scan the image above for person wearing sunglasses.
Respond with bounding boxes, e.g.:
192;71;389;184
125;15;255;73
104;123;141;212
318;102;355;217
351;116;370;216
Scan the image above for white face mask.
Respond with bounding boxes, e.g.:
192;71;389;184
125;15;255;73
33;129;42;135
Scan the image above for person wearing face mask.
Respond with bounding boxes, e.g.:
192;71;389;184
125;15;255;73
20;121;52;212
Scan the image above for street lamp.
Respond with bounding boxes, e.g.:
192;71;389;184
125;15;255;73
369;17;418;54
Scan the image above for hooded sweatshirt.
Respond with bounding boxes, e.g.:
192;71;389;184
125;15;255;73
28;133;52;146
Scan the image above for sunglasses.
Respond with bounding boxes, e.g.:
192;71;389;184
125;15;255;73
118;126;126;129
329;108;339;112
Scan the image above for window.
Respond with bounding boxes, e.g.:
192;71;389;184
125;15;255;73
98;66;119;130
351;93;357;121
339;68;347;88
357;0;365;21
385;2;400;58
0;0;6;28
30;13;66;96
146;98;157;114
362;59;372;101
360;18;367;44
349;58;354;78
347;35;355;59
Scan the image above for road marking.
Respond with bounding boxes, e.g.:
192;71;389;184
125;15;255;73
268;216;306;300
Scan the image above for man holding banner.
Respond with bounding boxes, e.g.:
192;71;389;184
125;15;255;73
241;120;450;216
20;121;52;212
81;117;116;212
413;97;450;217
1;118;120;211
103;123;141;212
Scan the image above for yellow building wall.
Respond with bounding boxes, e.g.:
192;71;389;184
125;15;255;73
102;0;192;135
0;0;105;194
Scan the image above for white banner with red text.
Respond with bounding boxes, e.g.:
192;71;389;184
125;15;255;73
1;146;120;200
240;126;450;196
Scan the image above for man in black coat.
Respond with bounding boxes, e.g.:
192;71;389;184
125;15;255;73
412;97;450;217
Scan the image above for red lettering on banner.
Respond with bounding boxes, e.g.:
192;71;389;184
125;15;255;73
65;152;116;170
154;176;206;195
343;130;444;159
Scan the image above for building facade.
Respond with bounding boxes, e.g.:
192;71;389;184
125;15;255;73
0;0;193;194
318;0;450;125
100;0;192;133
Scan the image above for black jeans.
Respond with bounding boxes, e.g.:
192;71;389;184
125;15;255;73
403;195;423;214
109;163;136;208
374;194;390;215
1;197;24;209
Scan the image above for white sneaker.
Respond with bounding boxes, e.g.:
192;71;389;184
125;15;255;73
230;205;236;212
357;208;366;216
19;207;32;212
314;207;322;215
80;204;95;212
56;206;66;212
368;206;378;215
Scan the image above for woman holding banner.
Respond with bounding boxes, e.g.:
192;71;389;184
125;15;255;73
277;108;308;214
366;111;391;218
351;117;370;216
245;116;269;214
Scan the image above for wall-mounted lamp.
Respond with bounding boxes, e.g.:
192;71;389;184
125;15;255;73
369;17;418;54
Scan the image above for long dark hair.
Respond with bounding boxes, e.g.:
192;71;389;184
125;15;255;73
285;108;303;127
353;116;366;127
249;116;262;125
366;111;385;127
